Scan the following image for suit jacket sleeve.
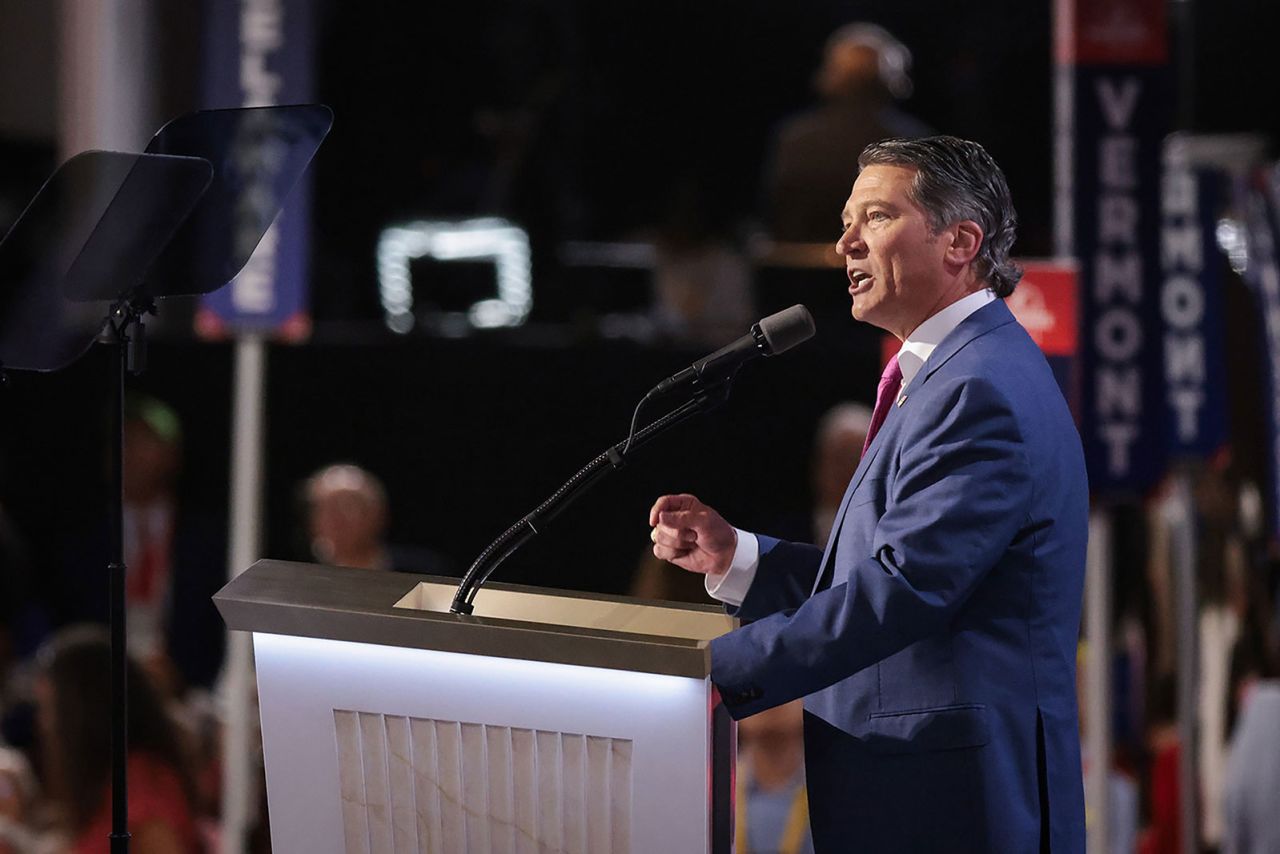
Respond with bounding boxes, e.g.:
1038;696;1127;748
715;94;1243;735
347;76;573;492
710;375;1032;717
729;536;824;623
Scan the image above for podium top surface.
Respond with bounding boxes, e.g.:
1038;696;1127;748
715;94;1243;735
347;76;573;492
215;559;735;678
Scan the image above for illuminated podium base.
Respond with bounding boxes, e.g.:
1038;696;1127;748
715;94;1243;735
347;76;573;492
215;560;736;854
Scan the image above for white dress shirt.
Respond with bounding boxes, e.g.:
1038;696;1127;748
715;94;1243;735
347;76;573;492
705;289;997;605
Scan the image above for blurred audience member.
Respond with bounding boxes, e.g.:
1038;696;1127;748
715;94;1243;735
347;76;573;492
0;746;40;854
652;175;755;348
762;23;931;242
36;626;200;854
1139;676;1181;854
1077;641;1139;854
306;464;390;570
1187;460;1246;850
736;700;814;854
811;403;871;544
1221;632;1280;854
305;463;454;575
121;396;184;677
60;396;226;693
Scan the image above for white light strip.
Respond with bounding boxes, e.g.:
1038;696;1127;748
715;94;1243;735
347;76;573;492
376;218;532;333
254;631;701;703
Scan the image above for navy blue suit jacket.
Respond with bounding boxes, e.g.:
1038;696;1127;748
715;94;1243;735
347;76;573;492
711;299;1088;852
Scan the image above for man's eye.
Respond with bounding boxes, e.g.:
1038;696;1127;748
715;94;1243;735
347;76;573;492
868;211;889;222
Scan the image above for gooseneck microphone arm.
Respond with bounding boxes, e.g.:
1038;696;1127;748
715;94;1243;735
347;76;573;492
449;394;710;614
449;304;816;615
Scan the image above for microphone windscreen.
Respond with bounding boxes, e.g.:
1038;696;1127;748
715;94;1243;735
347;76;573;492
758;305;816;355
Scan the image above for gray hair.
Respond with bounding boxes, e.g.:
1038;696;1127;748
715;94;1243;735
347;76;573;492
306;463;388;512
857;136;1022;297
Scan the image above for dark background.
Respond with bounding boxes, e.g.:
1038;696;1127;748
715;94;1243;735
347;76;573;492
2;0;1278;598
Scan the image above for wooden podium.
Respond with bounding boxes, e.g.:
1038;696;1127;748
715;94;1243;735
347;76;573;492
215;560;737;854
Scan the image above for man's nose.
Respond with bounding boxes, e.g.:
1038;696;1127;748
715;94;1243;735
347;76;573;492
836;226;863;255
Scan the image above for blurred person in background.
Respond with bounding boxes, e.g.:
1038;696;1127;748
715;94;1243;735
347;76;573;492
306;463;391;571
651;172;756;348
0;746;41;854
58;396;226;695
1221;629;1280;854
736;700;814;854
1076;641;1139;854
809;403;871;544
1138;676;1181;854
35;626;200;854
762;23;932;243
304;463;454;575
1193;461;1250;851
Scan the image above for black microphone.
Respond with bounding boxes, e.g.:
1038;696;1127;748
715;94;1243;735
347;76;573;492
654;304;816;395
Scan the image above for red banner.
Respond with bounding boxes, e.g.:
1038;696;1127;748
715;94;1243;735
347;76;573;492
1007;261;1078;357
1055;0;1167;66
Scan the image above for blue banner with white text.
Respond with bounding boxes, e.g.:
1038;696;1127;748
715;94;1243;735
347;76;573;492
1072;65;1171;494
1160;140;1228;457
197;0;315;340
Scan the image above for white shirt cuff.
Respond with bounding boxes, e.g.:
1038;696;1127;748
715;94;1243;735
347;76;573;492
704;528;759;607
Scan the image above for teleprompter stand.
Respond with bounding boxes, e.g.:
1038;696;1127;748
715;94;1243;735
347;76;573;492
0;104;332;854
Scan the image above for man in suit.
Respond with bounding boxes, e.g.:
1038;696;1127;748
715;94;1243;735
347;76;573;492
650;136;1088;852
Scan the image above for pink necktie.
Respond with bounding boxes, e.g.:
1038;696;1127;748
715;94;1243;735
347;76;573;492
862;354;903;455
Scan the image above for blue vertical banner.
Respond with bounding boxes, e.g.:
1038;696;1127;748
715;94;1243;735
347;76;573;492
1056;0;1172;495
1241;166;1280;535
196;0;315;341
1160;139;1229;457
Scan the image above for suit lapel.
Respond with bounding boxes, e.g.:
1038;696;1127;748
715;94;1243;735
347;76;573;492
811;398;909;593
809;299;1015;594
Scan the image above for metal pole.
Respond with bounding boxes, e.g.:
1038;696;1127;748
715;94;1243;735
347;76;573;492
1085;509;1112;853
1169;471;1200;851
1171;0;1196;131
56;0;155;159
219;335;267;854
108;332;131;854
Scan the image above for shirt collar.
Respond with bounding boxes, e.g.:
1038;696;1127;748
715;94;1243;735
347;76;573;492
896;289;996;389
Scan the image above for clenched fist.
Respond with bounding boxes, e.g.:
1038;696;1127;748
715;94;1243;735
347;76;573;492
648;493;737;577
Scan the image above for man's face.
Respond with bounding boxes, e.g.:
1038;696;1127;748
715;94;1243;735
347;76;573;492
817;43;882;102
308;488;383;564
836;164;951;340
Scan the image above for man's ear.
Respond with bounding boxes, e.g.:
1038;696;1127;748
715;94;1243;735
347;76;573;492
945;220;984;266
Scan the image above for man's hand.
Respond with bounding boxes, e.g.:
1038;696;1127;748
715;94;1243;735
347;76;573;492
648;494;737;576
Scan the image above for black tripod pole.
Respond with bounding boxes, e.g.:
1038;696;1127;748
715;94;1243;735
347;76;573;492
107;301;149;854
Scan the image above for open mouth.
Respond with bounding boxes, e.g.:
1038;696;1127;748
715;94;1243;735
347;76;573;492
848;270;874;295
